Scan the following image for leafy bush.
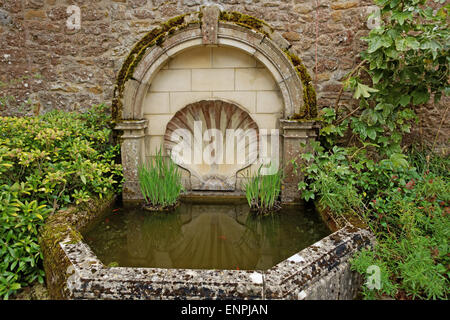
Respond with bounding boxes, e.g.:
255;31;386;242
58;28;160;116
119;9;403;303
298;0;449;299
351;156;449;299
299;142;449;299
0;104;122;299
244;165;283;214
138;147;183;209
298;142;364;216
329;0;449;155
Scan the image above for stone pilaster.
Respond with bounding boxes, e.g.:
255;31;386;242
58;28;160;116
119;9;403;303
280;120;320;203
115;120;148;201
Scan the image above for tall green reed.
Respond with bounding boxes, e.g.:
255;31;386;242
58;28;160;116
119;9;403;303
138;147;184;208
244;165;283;214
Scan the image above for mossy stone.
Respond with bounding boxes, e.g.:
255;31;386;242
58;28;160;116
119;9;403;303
38;193;116;299
112;10;316;125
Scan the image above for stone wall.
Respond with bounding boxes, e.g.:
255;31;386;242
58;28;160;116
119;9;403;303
0;0;448;149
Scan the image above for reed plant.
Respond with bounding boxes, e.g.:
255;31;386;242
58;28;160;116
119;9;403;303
138;147;184;210
244;165;283;214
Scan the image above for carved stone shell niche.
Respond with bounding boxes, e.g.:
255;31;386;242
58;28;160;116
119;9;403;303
164;100;259;191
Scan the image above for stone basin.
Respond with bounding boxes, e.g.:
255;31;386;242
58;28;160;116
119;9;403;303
40;194;374;300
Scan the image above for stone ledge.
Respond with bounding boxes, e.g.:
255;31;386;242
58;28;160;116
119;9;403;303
114;119;148;131
38;193;116;299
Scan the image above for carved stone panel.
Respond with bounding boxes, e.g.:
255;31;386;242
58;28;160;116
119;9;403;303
164;100;259;191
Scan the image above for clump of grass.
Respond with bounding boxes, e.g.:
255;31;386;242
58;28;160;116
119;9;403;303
244;165;283;215
138;147;184;211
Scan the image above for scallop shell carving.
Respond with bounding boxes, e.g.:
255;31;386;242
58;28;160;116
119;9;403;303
164;100;259;191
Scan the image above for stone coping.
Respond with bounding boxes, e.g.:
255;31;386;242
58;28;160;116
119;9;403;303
60;224;373;300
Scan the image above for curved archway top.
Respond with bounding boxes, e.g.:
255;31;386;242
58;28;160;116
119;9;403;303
112;6;317;124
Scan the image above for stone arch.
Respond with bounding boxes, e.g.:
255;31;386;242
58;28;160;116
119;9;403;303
113;8;316;123
114;7;319;201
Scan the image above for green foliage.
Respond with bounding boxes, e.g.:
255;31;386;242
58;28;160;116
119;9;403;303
296;0;449;301
0;104;122;299
331;0;449;155
244;165;283;214
298;142;364;215
350;248;398;300
0;183;52;299
138;148;183;208
299;142;449;299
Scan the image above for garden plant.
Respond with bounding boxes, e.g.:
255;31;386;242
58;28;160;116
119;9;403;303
297;0;449;300
244;165;283;215
0;0;448;301
0;105;122;299
137;147;184;211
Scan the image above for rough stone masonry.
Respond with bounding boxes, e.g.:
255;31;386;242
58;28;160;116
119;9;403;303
0;0;448;149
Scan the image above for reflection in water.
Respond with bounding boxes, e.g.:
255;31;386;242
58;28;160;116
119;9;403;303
84;199;330;270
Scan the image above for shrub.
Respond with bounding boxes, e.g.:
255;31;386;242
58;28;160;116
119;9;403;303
298;0;449;299
332;0;449;156
244;165;283;214
138;147;183;210
299;144;449;299
0;104;122;299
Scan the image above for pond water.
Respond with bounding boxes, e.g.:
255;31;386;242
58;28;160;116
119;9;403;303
84;199;331;271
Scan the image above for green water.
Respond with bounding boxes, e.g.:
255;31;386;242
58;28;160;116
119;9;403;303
84;199;331;271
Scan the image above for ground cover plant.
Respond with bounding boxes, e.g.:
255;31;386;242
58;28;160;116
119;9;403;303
299;144;449;299
297;0;449;299
0;104;122;299
138;147;184;211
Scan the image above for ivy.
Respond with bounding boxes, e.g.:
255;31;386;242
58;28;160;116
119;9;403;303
331;0;449;155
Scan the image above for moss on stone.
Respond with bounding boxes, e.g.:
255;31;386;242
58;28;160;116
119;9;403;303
219;11;273;36
111;10;209;124
112;13;197;123
315;201;369;233
283;49;317;120
112;10;316;123
38;193;116;299
161;14;187;31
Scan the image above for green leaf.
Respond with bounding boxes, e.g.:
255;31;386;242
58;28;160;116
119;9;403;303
10;283;21;291
411;89;430;105
302;190;315;202
372;70;384;84
367;128;377;140
420;40;441;59
390;153;409;169
404;37;420;50
367;34;392;53
395;38;407;51
399;95;411;107
80;175;87;185
391;11;412;25
354;83;379;99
